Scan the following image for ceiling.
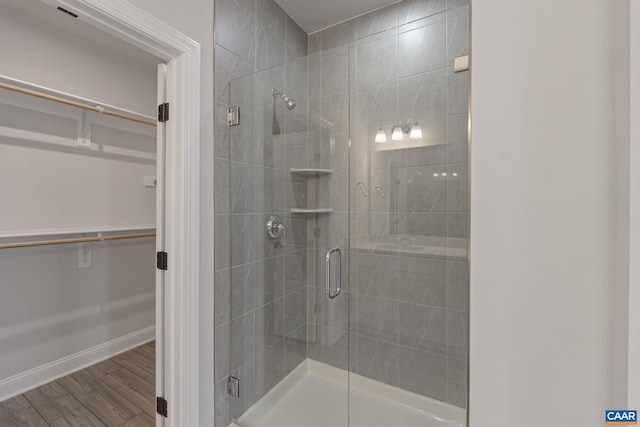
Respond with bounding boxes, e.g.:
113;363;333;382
0;0;161;67
275;0;398;33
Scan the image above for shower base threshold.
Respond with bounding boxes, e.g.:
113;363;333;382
231;359;465;427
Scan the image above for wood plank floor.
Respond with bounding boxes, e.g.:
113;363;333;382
0;342;156;427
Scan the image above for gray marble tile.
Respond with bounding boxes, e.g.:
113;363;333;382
231;214;255;266
398;10;445;33
397;0;447;26
398;70;446;123
254;117;285;169
447;3;468;18
285;56;308;99
253;65;285;125
230;359;256;419
214;102;231;159
214;269;231;326
319;20;356;52
446;113;468;163
446;66;469;114
399;302;446;355
398;257;446;306
447;213;468;239
398;20;445;78
446;261;469;311
215;324;231;381
254;255;285;306
285;288;307;334
256;298;285;351
446;310;468;359
355;30;397;87
308;31;323;55
398;347;447;400
355;335;399;387
321;47;350;95
446;357;468;408
447;163;467;212
230;161;254;213
390;143;448;167
230;112;255;163
284;325;307;373
355;3;398;39
229;263;256;319
214;378;231;427
215;0;256;65
308;53;322;100
256;23;286;71
284;97;308;134
255;339;285;399
285;16;308;60
214;158;230;214
400;212;447;238
320;325;350;371
254;166;285;213
231;311;256;371
356;295;398;343
284;214;308;249
215;43;254;107
355;80;398;130
256;0;285;41
230;73;255;118
446;11;468;62
355;253;398;299
215;214;231;270
255;213;285;260
321;289;350;331
394;165;448;212
285;249;307;282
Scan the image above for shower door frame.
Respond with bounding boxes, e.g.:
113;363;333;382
39;0;203;425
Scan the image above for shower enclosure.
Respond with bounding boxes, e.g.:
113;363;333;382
214;1;469;425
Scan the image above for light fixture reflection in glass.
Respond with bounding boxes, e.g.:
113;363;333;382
391;126;404;141
375;128;387;143
410;122;423;139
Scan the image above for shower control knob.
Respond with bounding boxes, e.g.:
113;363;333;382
266;215;285;239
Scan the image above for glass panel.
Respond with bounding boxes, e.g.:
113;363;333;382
222;44;351;426
348;5;469;427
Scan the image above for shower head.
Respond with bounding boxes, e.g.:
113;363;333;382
283;95;297;110
271;88;297;110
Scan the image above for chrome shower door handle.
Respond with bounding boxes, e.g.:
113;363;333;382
325;247;342;299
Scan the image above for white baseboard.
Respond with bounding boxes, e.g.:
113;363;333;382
0;326;155;402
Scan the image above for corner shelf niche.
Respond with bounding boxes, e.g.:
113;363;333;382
289;168;333;213
290;208;334;214
290;168;333;175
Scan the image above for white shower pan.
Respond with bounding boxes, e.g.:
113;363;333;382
230;359;465;427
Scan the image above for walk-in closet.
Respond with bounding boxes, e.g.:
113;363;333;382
0;0;163;425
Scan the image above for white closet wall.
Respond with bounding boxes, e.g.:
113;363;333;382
0;2;158;397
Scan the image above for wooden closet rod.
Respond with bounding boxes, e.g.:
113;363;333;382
0;82;157;127
0;232;156;249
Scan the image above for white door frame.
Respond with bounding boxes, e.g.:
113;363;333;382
39;1;202;425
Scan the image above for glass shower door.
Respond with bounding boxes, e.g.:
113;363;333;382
218;43;351;427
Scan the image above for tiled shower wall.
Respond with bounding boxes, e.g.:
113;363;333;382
306;0;470;409
213;0;309;424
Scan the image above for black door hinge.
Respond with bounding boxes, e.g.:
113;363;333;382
156;397;168;418
158;103;169;122
157;251;168;270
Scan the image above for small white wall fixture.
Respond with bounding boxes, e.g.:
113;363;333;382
35;0;202;425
